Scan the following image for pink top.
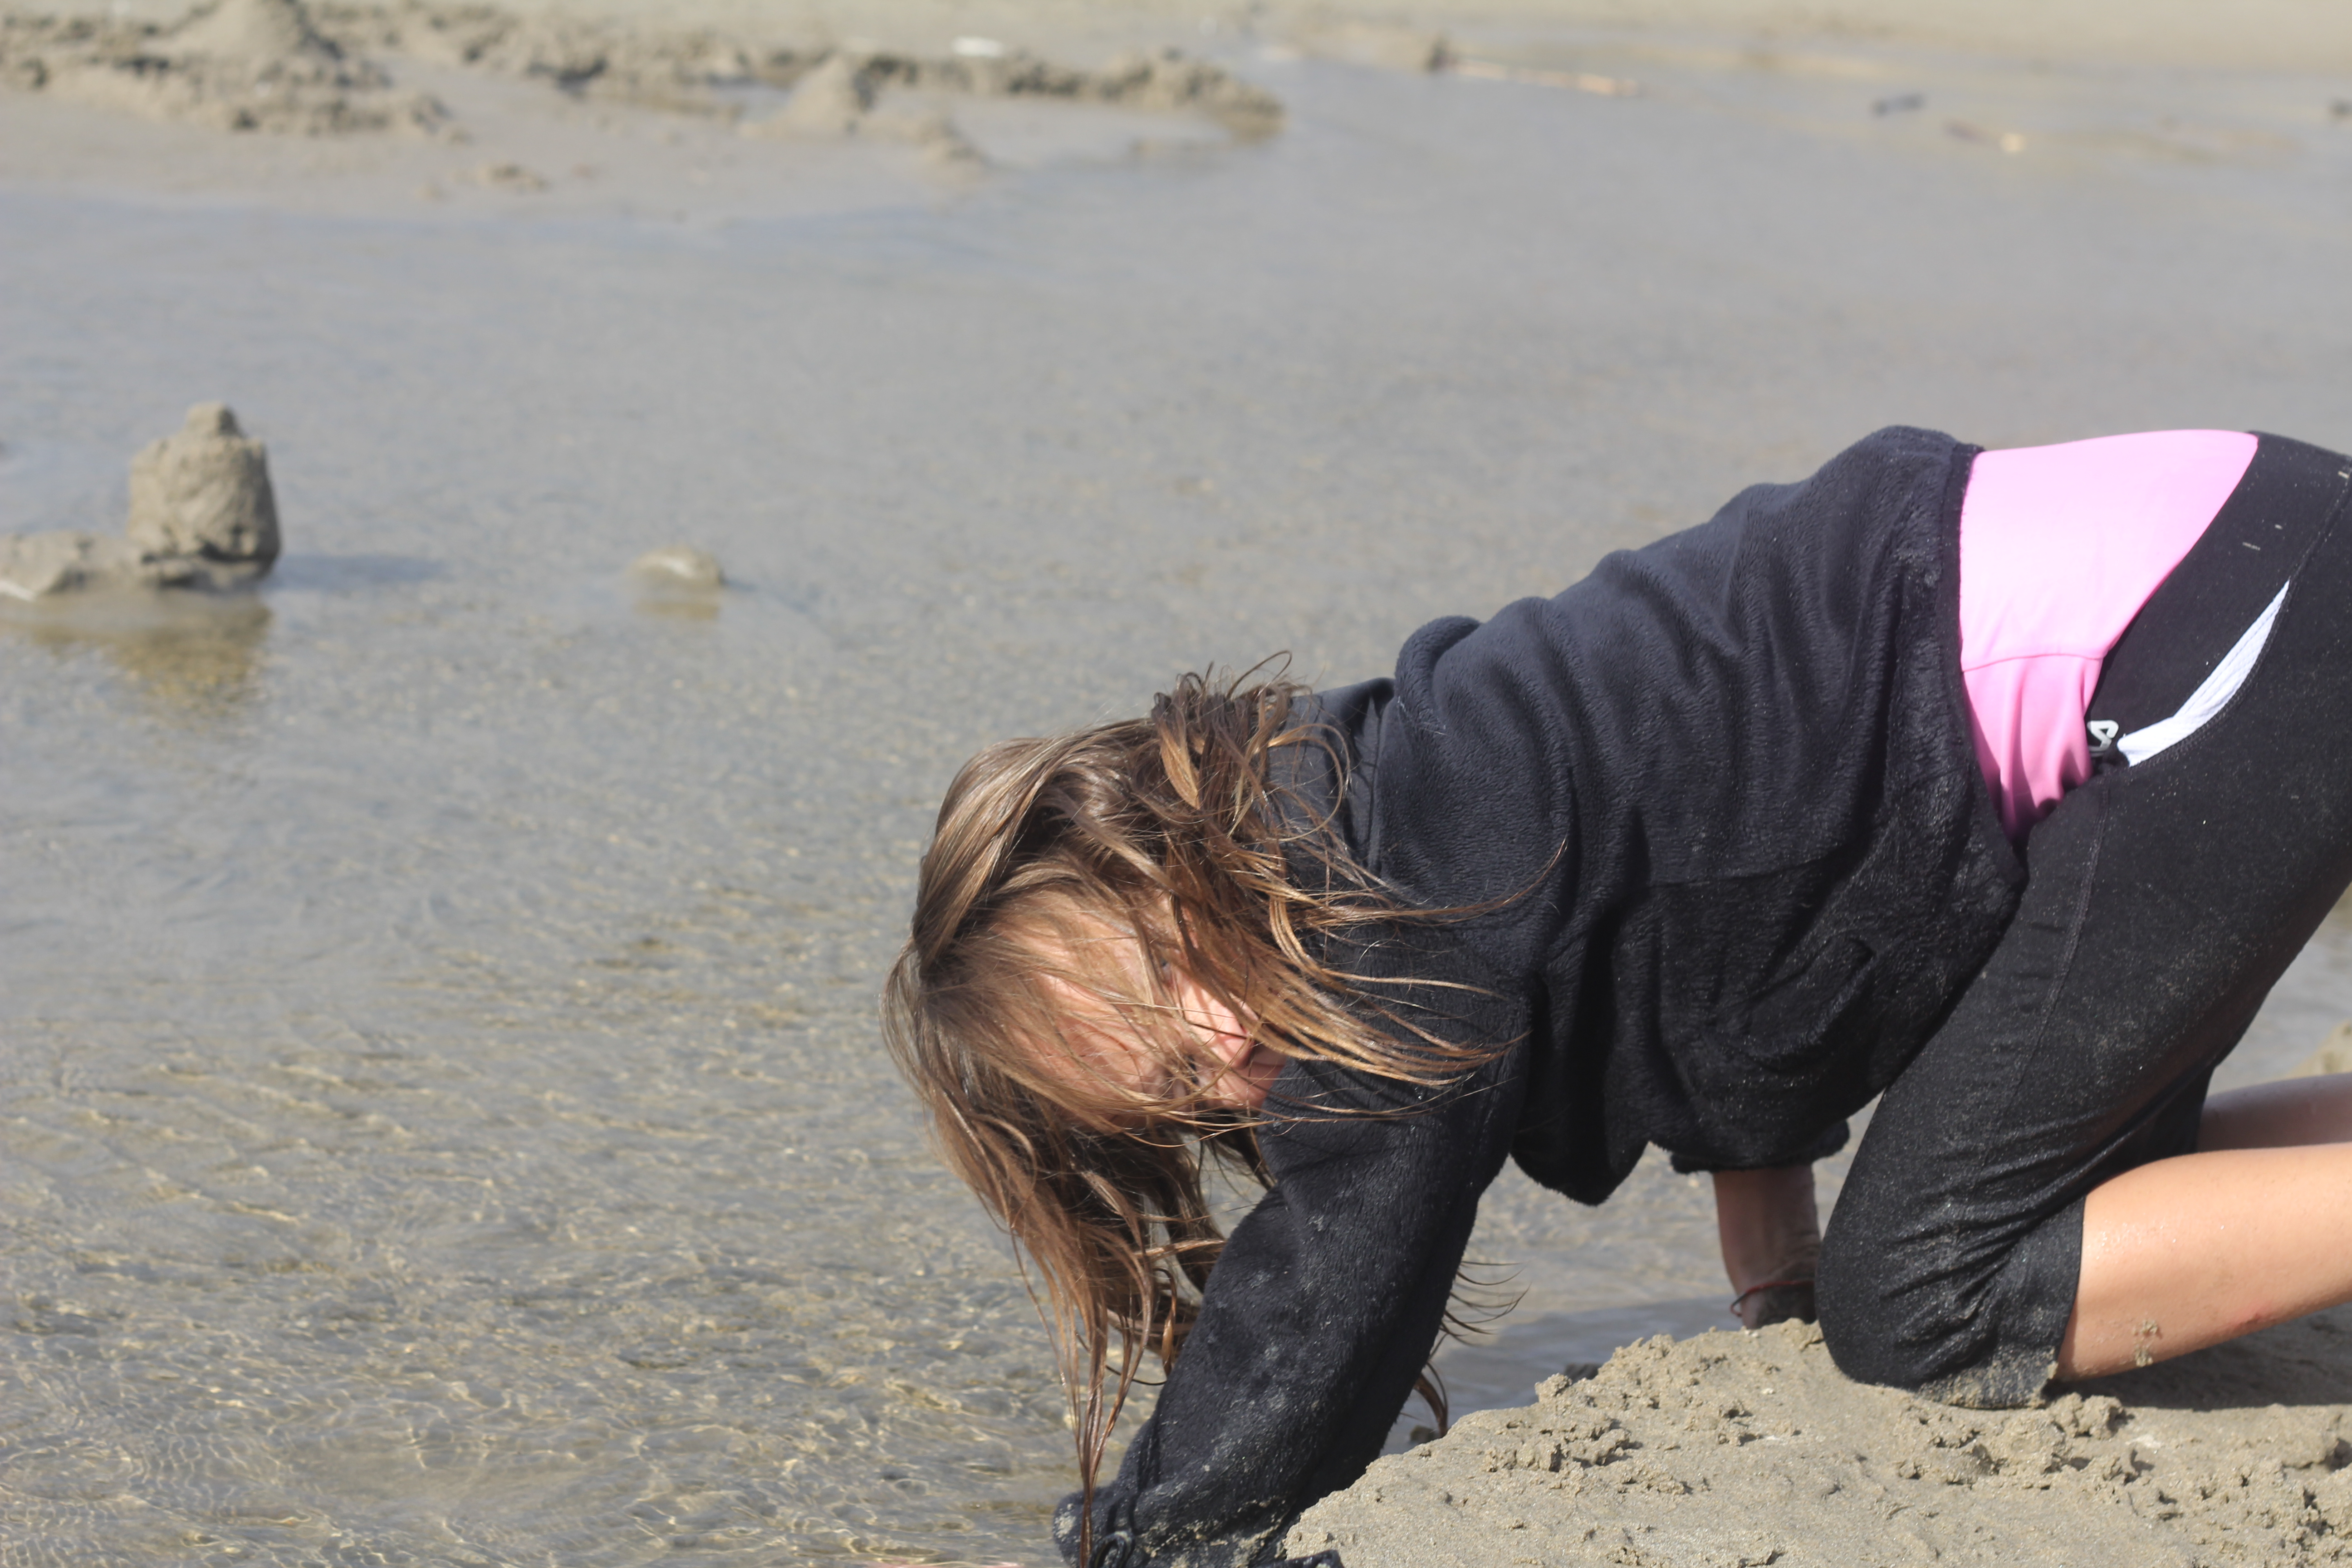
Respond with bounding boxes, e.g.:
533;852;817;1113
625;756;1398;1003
1959;430;2258;841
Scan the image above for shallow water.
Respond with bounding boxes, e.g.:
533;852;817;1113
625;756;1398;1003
5;33;2352;1565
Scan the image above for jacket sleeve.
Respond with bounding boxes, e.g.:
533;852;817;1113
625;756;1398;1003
1054;1028;1527;1567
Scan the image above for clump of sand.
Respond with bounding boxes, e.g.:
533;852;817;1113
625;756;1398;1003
735;53;979;167
733;43;1278;165
623;544;727;621
0;0;448;133
1;403;281;599
1289;1313;2352;1565
0;0;1281;145
313;0;794;116
321;6;1282;133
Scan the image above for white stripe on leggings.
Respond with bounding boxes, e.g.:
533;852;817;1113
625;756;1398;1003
2117;581;2291;766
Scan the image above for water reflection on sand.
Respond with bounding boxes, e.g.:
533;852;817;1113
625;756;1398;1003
5;590;275;721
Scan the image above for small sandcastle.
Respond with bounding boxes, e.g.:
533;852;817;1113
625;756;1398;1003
0;403;282;601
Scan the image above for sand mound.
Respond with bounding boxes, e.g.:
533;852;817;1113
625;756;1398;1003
1;403;281;601
1290;1313;2352;1565
730;42;1278;152
169;0;339;65
337;3;787;114
0;0;446;133
315;0;1282;135
128;401;281;569
0;0;1279;144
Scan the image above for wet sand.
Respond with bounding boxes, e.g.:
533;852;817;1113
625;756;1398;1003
5;1;2352;1564
1296;1311;2352;1567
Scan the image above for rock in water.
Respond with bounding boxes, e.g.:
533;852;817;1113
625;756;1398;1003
127;402;281;572
627;545;725;590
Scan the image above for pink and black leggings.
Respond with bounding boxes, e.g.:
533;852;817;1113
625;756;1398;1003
1815;433;2352;1405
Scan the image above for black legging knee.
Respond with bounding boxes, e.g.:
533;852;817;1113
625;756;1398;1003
1815;434;2352;1406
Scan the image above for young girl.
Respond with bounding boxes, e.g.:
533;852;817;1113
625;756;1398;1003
884;426;2352;1568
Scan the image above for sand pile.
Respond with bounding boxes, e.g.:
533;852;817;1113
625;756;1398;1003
0;0;447;133
731;42;1279;164
313;4;1281;133
311;0;792;116
1288;1313;2352;1565
0;403;281;600
0;0;1279;143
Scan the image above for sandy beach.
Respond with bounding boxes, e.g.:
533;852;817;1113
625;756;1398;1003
5;0;2352;1563
5;0;2351;220
1293;1307;2352;1566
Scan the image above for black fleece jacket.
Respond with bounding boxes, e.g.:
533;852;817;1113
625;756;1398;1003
1055;427;2027;1567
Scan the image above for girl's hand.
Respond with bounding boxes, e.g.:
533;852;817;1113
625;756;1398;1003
1711;1164;1822;1329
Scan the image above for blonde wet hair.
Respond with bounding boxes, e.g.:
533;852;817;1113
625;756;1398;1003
881;667;1496;1555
